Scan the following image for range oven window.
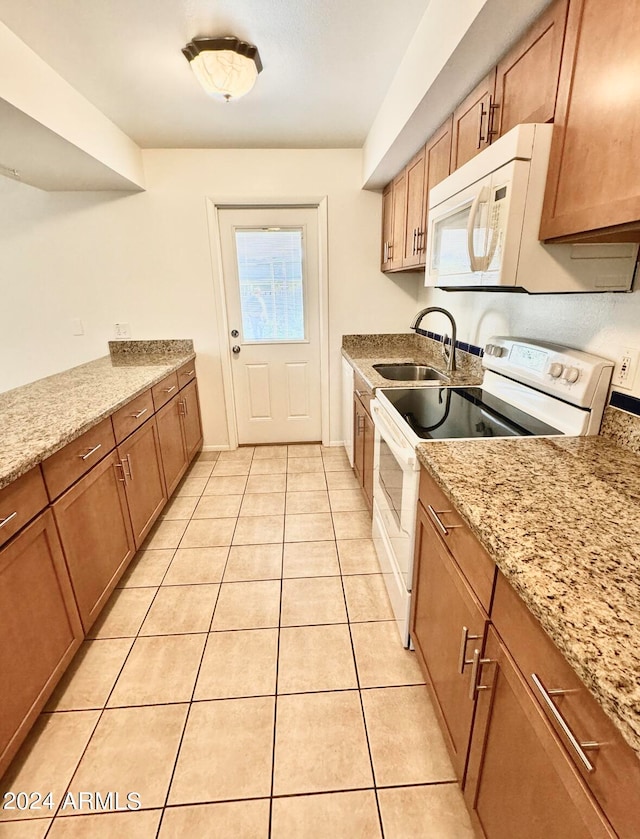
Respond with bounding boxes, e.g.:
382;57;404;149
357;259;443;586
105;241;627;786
378;438;404;530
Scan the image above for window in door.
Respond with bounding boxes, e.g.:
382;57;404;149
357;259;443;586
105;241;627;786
235;228;305;343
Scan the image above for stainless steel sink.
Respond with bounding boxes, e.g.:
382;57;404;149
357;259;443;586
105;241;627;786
372;363;448;382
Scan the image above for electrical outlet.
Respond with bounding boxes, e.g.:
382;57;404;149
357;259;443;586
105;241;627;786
613;347;639;390
114;323;131;340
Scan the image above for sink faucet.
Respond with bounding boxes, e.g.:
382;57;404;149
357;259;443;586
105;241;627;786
410;307;457;375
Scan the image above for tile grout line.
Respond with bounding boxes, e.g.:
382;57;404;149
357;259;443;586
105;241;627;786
335;492;387;839
155;448;251;839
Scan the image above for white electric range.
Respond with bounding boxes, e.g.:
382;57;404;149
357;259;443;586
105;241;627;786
370;337;614;647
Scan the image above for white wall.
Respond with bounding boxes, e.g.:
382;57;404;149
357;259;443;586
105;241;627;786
0;149;424;447
417;283;640;398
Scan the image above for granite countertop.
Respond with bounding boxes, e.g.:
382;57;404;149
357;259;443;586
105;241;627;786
416;435;640;756
342;333;483;391
0;342;195;490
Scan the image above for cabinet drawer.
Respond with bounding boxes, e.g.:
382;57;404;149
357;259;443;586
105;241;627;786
42;418;116;501
151;372;179;411
418;467;496;611
177;359;197;390
0;467;49;549
492;572;640;839
354;372;373;415
111;389;154;444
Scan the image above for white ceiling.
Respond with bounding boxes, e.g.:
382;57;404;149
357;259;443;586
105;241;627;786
0;0;431;149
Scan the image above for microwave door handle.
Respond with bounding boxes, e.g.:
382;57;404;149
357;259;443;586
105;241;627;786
466;186;489;272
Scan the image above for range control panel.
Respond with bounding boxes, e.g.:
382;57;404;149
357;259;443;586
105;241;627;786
482;337;614;408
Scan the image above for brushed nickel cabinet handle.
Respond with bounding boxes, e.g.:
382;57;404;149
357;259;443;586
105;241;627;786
488;97;500;138
178;399;186;416
477;102;488;148
426;504;463;537
131;408;148;419
182;370;194;376
114;462;126;483
469;648;492;700
79;443;102;461
0;511;18;529
126;454;134;481
458;626;483;674
413;229;417;255
531;674;600;773
163;386;176;394
121;457;132;481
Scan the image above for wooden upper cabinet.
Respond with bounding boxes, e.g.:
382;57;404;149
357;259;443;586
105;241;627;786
451;69;497;171
402;146;427;268
381;182;394;270
389;170;406;270
540;0;640;242
494;0;568;138
425;115;453;199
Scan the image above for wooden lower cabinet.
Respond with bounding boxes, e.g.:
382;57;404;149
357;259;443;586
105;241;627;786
0;510;83;776
117;418;167;548
156;395;188;497
411;502;488;781
464;627;615;839
53;450;135;632
181;379;203;460
353;393;373;510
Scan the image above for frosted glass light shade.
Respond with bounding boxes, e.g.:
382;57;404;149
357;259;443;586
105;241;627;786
183;37;262;102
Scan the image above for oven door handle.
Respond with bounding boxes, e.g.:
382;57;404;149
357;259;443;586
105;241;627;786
371;401;415;468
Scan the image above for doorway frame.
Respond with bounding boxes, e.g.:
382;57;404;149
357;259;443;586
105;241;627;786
206;197;330;449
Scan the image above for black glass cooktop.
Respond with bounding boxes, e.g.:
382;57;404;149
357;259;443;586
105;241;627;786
381;386;563;440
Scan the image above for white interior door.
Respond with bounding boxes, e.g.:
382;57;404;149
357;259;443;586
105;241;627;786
218;207;322;444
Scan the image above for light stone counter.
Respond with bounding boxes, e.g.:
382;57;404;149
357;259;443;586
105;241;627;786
342;333;483;391
416;434;640;756
0;341;195;490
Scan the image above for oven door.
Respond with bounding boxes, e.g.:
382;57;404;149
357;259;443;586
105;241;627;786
370;400;420;593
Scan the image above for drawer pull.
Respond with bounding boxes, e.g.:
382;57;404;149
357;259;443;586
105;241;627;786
458;625;482;673
182;370;194;376
131;408;148;419
469;648;492;700
79;443;102;461
531;674;599;773
427;504;463;537
0;511;18;529
163;386;176;394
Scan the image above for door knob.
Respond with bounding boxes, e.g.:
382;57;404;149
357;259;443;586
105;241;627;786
231;329;239;337
232;345;241;354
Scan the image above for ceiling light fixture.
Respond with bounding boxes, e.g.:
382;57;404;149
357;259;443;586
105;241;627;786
182;36;263;103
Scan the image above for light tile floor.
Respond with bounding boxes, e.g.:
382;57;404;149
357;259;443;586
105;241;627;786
0;445;474;838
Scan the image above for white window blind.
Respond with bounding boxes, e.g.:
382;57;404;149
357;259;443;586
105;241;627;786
235;229;305;342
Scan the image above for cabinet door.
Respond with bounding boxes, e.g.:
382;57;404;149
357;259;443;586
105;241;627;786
389;171;406;270
465;627;615;839
451;70;497;171
403;147;426;268
0;510;83;776
495;0;568;137
118;419;167;549
353;395;366;487
410;503;488;781
381;182;394;270
181;379;203;462
53;450;135;631
362;407;374;510
157;396;188;497
540;0;640;241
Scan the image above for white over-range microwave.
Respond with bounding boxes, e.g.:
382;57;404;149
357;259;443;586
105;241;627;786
425;123;639;293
